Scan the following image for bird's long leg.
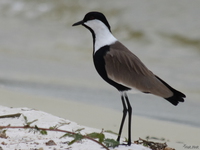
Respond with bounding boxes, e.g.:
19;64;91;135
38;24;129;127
125;92;132;145
117;92;128;143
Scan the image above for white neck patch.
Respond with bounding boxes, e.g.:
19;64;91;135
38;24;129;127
84;19;117;54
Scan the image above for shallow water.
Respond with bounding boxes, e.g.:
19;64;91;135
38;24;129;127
0;0;200;127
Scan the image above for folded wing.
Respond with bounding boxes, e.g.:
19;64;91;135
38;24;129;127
104;41;173;98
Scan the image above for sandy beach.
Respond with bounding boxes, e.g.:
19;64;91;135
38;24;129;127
0;105;152;150
1;88;199;150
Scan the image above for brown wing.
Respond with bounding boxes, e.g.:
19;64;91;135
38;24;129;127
104;41;173;98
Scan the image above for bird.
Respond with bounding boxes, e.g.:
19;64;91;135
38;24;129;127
72;11;186;146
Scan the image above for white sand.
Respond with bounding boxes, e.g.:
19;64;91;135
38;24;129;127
1;88;200;150
0;105;151;150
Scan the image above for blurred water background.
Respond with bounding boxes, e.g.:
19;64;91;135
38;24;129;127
0;0;200;127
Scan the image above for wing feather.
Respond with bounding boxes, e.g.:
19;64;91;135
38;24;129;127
104;41;173;98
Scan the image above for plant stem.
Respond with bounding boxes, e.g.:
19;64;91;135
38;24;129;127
0;126;109;150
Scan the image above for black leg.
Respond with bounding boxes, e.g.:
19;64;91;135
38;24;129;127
117;93;128;142
125;93;132;145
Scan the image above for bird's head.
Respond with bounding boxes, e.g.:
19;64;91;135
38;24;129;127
72;11;111;32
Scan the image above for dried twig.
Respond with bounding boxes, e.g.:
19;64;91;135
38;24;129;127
0;113;21;119
134;138;170;150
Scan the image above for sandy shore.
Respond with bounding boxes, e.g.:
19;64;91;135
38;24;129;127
1;88;200;150
0;105;151;150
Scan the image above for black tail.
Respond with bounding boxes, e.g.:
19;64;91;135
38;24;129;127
155;76;186;106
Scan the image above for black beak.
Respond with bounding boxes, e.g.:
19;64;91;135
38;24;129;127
72;20;84;26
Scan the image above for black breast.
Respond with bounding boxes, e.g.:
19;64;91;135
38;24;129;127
93;46;130;92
